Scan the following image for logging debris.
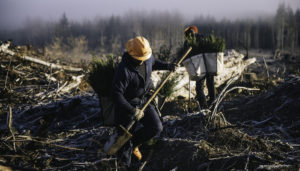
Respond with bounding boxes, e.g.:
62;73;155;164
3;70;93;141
0;43;299;170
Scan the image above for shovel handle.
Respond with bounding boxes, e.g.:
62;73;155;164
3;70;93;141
126;119;136;130
125;47;192;131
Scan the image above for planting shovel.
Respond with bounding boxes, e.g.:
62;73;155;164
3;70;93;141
104;47;192;155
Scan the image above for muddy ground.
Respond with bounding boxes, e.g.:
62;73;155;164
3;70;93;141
0;45;299;170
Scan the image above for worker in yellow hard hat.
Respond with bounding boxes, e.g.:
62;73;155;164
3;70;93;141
112;36;176;165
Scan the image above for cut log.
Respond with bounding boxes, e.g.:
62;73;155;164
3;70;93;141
152;49;256;100
257;164;294;170
59;75;84;93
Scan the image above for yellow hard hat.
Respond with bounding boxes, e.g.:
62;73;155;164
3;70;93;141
125;36;152;61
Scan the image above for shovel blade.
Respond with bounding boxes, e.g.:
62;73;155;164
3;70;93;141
104;125;133;155
103;133;118;153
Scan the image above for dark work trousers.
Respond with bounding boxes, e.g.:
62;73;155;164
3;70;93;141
118;103;163;147
196;74;216;109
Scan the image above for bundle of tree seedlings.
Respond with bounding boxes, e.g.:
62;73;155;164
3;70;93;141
88;54;116;97
88;54;117;125
157;73;180;110
198;33;226;53
159;73;179;98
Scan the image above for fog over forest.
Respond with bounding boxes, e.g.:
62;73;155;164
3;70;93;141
0;3;299;59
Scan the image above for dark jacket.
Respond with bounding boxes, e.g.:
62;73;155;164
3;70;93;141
112;52;172;122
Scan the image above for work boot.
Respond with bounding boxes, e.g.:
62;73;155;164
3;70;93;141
132;146;142;161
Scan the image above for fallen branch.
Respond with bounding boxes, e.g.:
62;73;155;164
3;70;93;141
12;68;26;76
8;137;84;151
212;86;260;116
7;106;16;152
45;71;57;82
72;157;118;166
210;74;239;114
257;164;294;170
56;81;68;94
244;152;250;170
4;56;12;90
59;75;84;93
0;43;83;72
0;154;27;158
21;55;83;72
248;116;274;127
34;74;83;101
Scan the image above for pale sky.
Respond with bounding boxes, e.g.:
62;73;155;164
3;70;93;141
0;0;299;29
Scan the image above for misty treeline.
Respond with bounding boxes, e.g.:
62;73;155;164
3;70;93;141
0;4;299;59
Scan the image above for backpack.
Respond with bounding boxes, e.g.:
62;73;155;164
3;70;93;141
99;96;115;126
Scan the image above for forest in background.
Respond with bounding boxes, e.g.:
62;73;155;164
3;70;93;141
0;4;299;60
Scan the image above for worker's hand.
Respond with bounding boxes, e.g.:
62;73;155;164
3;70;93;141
147;89;155;97
168;63;179;72
133;107;144;121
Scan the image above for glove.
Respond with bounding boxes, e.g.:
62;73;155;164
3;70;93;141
147;89;155;97
168;63;179;72
132;107;144;121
